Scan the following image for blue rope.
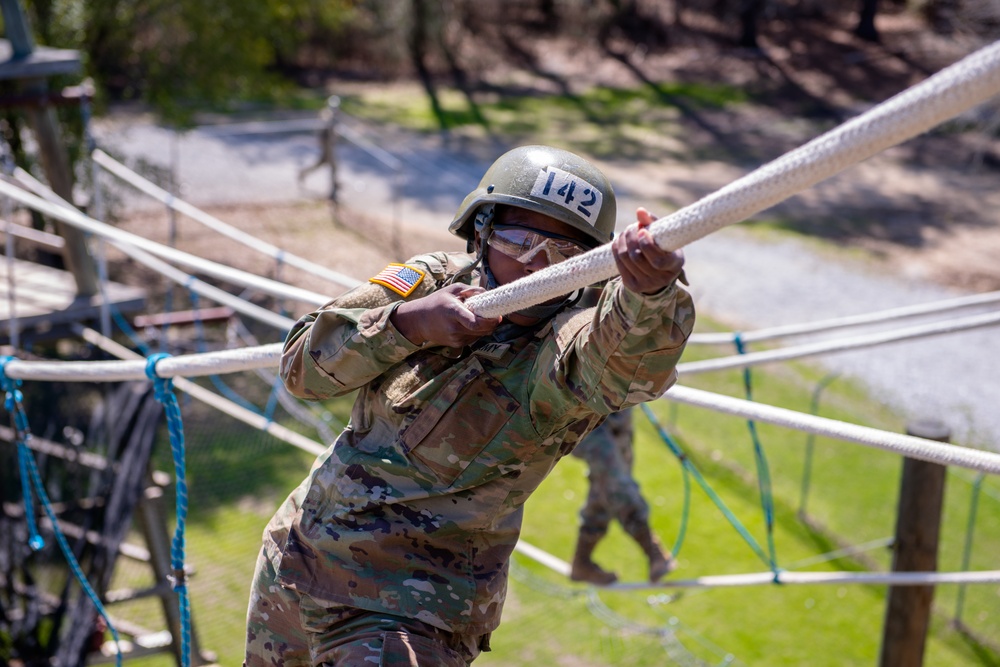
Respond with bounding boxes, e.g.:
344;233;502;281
639;403;773;569
144;353;192;667
0;356;124;666
733;334;781;581
112;305;152;356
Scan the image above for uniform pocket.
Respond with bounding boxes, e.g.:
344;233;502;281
400;357;519;486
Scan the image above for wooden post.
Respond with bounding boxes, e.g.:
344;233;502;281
0;0;99;297
879;419;950;667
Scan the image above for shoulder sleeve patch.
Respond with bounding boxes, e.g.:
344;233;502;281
369;263;426;297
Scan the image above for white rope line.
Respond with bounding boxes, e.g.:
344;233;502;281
5;343;995;474
92;149;361;290
8;169;297;332
75;326;326;457
465;41;1000;318
0;174;331;307
513;541;1000;589
114;241;297;332
689;289;1000;345
663;385;1000;474
2;342;282;383
0;213;65;249
677;309;1000;376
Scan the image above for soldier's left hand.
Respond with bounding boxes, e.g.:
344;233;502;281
613;208;685;295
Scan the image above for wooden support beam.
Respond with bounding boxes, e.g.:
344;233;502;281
0;0;97;297
879;419;950;667
133;306;235;329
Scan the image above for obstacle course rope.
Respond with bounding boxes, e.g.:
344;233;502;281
688;289;1000;345
0;41;999;653
732;334;780;579
92;149;361;291
144;353;193;667
0;356;124;667
464;40;1000;318
639;403;773;569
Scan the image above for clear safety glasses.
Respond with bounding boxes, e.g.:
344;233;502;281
487;224;591;266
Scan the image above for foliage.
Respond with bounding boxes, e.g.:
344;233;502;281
21;0;356;124
13;0;981;126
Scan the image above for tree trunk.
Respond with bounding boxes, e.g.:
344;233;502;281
855;0;880;42
739;0;766;49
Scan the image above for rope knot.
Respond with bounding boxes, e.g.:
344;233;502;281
145;352;174;399
733;331;746;355
0;355;21;393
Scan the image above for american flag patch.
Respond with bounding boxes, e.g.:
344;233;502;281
369;263;426;297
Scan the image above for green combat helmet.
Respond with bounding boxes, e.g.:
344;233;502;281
449;145;617;249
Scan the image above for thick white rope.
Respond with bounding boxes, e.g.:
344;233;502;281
513;541;1000;588
678;310;1000;376
466;40;1000;318
92;149;361;290
0;175;331;306
9;169;298;332
663;385;1000;474
76;326;325;457
3;348;997;473
2;342;282;383
689;289;1000;345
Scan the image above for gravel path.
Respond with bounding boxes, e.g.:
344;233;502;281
93;112;1000;451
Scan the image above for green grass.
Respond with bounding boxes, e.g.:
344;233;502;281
338;80;748;162
106;343;1000;666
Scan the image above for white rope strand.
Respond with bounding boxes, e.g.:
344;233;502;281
116;242;297;332
7;169;297;332
677;310;1000;376
689;289;1000;345
92;149;361;290
0;175;331;307
1;343;282;383
466;40;1000;318
513;541;1000;589
76;326;325;457
663;385;1000;474
0;215;65;249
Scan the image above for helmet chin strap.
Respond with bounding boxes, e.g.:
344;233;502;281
448;203;579;320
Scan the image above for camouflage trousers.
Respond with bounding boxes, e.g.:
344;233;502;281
244;548;489;666
571;409;651;539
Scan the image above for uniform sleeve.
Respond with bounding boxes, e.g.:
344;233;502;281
280;252;467;400
533;277;696;422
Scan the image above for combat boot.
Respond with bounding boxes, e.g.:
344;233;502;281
570;533;618;585
634;526;676;582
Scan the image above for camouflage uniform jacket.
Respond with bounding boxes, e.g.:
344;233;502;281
266;251;695;634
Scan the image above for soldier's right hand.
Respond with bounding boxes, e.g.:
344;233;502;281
391;283;501;349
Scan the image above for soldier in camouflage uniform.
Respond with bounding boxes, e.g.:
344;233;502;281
569;407;675;585
244;145;696;666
